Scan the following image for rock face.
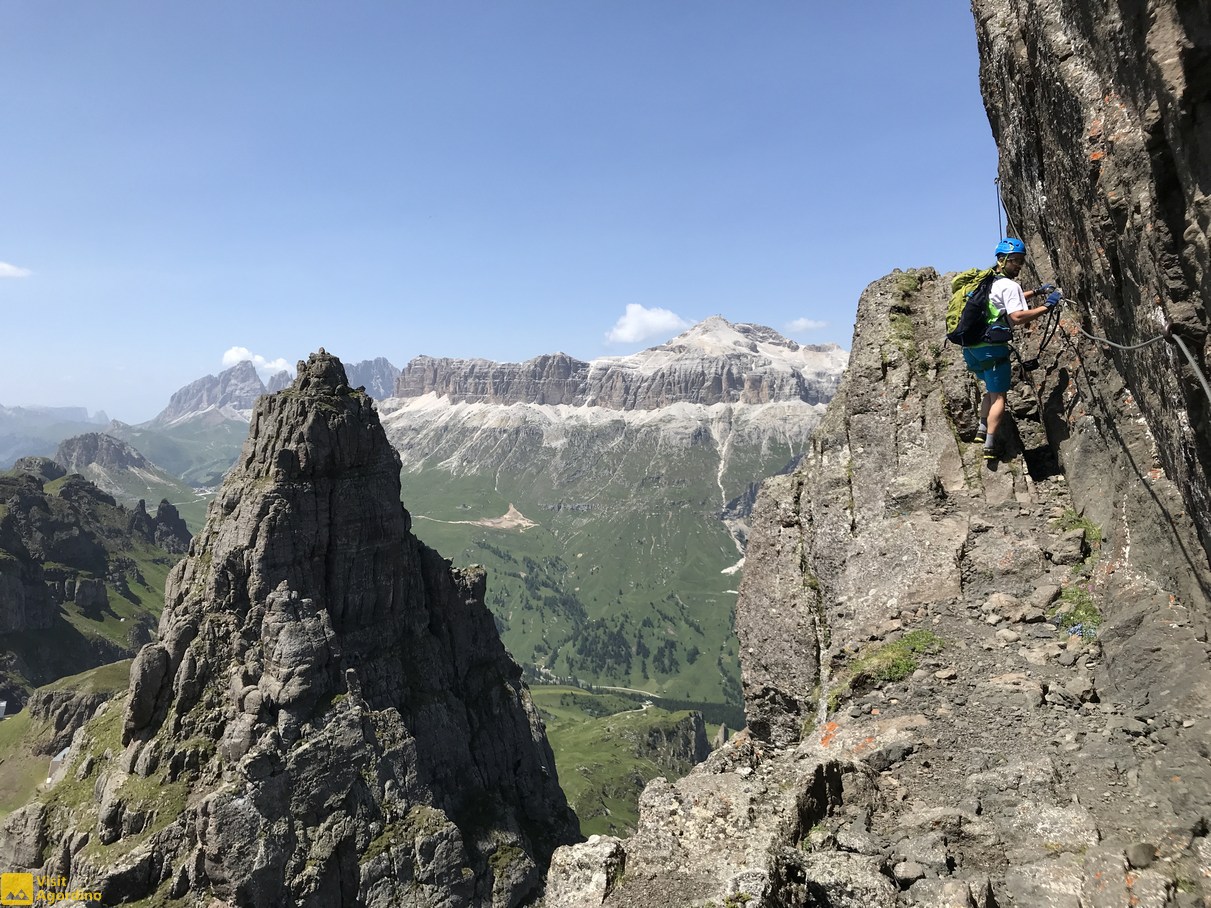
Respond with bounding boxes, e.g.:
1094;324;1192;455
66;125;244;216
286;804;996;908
11;456;66;482
152;359;268;426
3;351;578;907
266;369;293;393
395;317;845;409
54;433;154;474
126;498;192;554
973;0;1211;563
25;685;114;756
345;357;401;399
544;269;1211;906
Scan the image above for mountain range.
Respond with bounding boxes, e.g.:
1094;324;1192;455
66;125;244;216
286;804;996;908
102;357;401;490
23;318;846;710
380;317;846;707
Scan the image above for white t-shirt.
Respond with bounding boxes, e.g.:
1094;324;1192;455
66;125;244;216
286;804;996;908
989;277;1029;318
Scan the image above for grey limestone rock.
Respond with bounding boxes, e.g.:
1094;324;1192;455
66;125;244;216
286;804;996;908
54;432;153;474
25;685;113;756
394;317;846;411
726;256;1210;902
344;357;401;400
11;456;66;482
11;350;578;907
151;358;267;424
973;0;1211;571
151;499;191;553
543;835;626;907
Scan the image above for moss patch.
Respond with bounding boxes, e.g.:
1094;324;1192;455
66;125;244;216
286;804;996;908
828;630;945;710
1053;586;1101;639
1053;509;1103;546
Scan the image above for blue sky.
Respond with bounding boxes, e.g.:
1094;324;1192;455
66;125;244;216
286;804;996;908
1;2;999;422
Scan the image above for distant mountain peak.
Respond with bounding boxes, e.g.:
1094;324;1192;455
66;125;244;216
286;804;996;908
55;432;152;473
151;360;268;426
659;316;801;355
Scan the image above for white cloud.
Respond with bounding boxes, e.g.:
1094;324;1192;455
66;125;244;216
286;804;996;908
0;262;32;278
222;346;292;378
605;304;692;344
785;317;827;333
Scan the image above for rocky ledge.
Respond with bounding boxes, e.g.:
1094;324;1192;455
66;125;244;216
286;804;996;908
543;270;1211;907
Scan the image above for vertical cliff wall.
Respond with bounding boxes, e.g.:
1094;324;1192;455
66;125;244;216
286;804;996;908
972;0;1211;562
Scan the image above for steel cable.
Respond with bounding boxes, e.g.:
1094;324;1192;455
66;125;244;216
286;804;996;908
1063;305;1211;408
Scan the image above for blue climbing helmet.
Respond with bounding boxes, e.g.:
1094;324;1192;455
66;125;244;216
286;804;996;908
995;238;1026;257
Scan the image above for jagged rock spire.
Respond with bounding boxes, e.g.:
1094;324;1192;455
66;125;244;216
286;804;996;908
9;350;578;907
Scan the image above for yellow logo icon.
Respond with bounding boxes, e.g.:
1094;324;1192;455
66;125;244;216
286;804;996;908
0;873;33;906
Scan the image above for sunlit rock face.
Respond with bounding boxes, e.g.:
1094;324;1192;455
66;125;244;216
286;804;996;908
393;317;848;409
2;350;578;908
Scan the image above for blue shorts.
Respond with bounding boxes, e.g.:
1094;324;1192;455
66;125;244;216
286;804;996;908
962;345;1011;394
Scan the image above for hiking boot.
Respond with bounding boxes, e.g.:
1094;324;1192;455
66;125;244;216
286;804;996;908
974;427;987;445
983;448;998;469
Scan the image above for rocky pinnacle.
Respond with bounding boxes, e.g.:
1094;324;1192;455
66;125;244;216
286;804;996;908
6;350;578;907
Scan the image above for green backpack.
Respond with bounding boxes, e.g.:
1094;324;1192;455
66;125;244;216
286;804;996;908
945;267;1001;346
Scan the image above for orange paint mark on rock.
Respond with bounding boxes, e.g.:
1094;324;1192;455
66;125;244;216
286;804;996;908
820;721;841;747
851;735;878;755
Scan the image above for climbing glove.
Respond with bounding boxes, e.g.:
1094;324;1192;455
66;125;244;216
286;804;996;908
1044;290;1063;308
1034;283;1056;296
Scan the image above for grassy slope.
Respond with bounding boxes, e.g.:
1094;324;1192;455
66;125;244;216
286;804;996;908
403;464;744;707
392;411;788;711
0;660;131;817
1;472;180;697
0;707;47;816
531;684;717;837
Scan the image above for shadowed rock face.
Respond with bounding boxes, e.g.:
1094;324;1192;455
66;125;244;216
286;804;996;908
4;350;578;907
972;0;1211;562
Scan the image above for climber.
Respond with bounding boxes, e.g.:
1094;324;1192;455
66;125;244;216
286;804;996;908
963;238;1062;465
